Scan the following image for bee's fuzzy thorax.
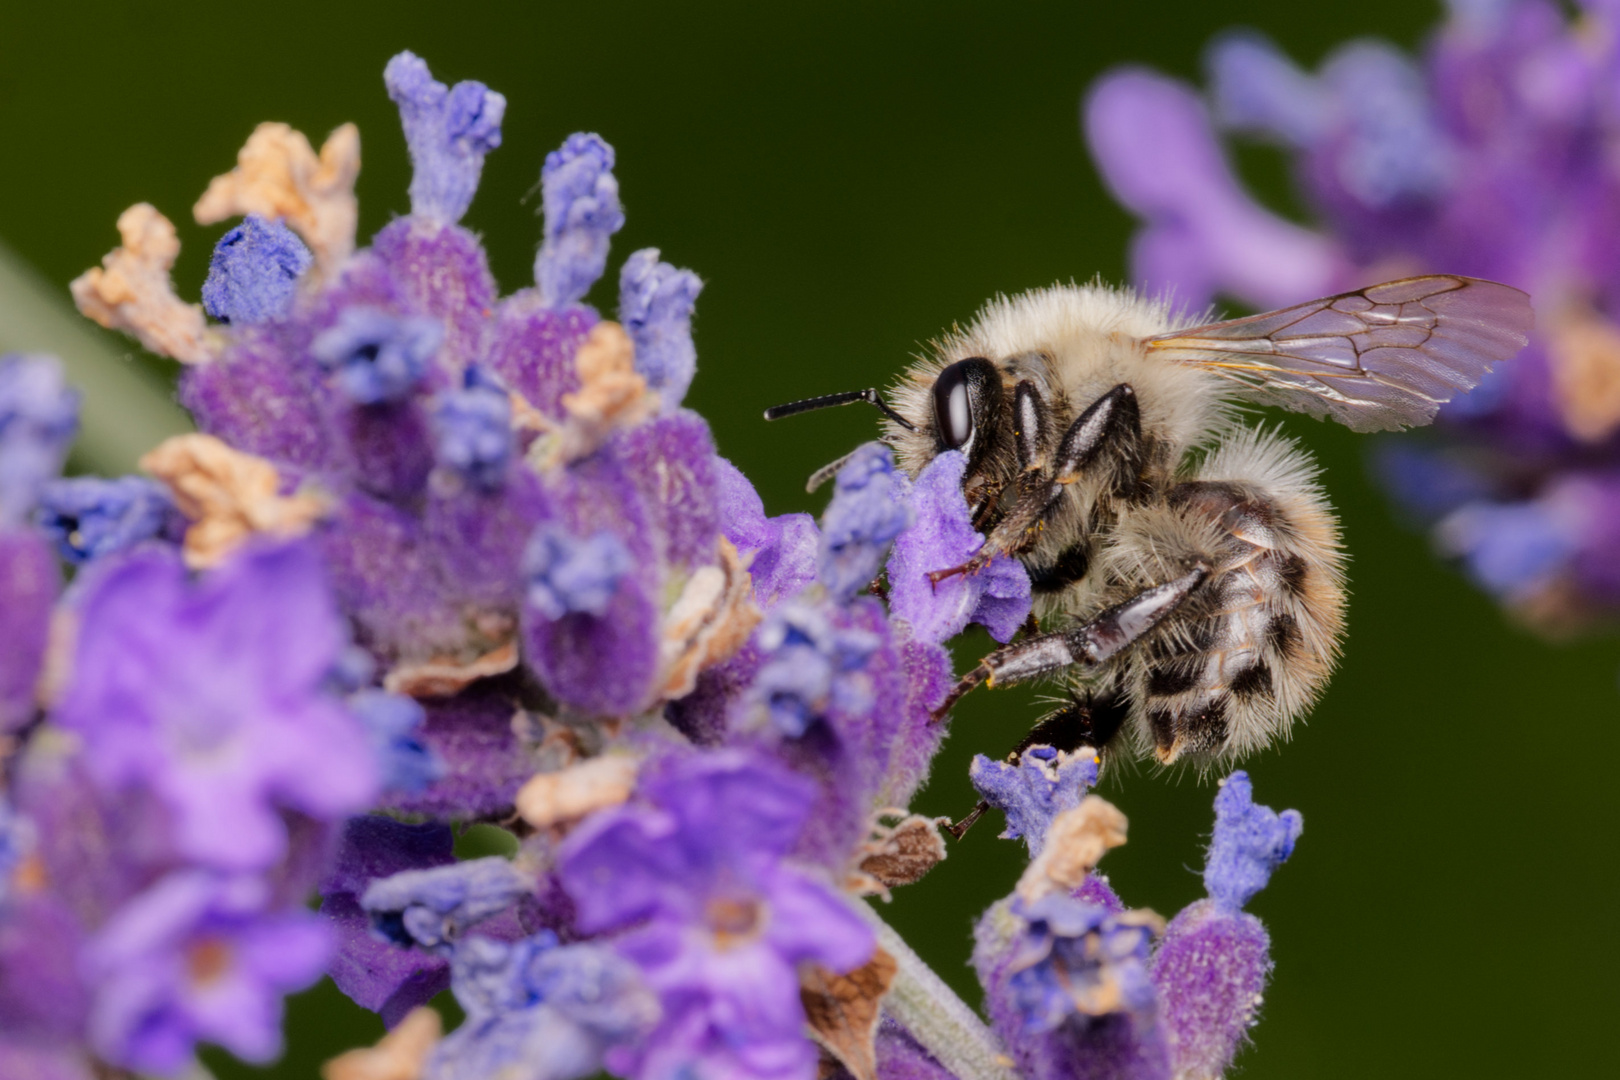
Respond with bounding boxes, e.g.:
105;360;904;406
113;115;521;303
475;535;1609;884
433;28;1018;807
884;282;1230;477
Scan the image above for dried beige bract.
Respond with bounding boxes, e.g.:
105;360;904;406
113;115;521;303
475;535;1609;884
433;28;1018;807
383;640;519;699
321;1005;441;1080
1016;795;1129;902
800;948;898;1080
659;538;762;700
70;203;213;364
851;812;948;897
194;121;361;272
140;434;327;568
1547;308;1620;443
515;754;640;829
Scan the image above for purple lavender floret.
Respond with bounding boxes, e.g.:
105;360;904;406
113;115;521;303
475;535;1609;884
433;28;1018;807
434;367;514;491
714;456;820;609
619;248;703;410
349;690;443;794
35;475;180;564
313;307;444;405
201;214;313;325
886;449;1030;644
82;871;329;1075
524;525;633;620
385;51;506;225
319;816;456;1027
820;442;912;602
52;542;379;869
1202;770;1302;913
750;600;881;738
0;354;79;526
363;857;532;954
536;133;625;308
427;935;657;1080
558;750;872;1080
1006;895;1158;1035
969;745;1099;854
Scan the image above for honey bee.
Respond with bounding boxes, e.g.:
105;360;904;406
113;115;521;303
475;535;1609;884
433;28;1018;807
766;276;1532;771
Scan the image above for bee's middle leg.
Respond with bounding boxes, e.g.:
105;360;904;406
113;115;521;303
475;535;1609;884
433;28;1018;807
931;563;1207;720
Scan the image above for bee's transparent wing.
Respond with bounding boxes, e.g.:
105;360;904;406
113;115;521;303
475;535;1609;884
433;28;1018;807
1143;276;1533;432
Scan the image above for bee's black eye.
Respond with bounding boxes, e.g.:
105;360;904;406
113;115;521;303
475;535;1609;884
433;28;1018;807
934;359;981;450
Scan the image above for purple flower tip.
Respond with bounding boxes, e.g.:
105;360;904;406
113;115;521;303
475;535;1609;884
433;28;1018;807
1206;30;1326;146
36;475;180;565
618;248;703;410
970;745;1099;854
201;214;313;325
384;51;506;224
524;525;633;620
433;368;513;490
887;450;1031;643
819;442;912;602
1005;894;1158;1033
83;871;329;1074
363;857;532;954
312;307;443;405
350;689;443;794
535;133;625;308
1204;771;1302;912
0;354;79;526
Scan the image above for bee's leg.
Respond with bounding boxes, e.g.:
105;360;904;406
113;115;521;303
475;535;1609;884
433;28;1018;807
931;563;1206;720
931;383;1139;584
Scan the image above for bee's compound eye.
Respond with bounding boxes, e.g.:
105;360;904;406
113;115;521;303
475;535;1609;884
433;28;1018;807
934;359;979;450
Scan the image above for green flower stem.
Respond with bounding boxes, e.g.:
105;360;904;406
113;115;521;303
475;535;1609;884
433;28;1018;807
0;240;190;472
859;903;1020;1080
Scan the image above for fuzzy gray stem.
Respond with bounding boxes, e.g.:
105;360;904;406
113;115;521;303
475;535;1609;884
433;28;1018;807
858;904;1020;1080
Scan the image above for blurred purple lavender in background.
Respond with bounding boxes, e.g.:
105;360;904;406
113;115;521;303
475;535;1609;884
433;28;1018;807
0;49;1310;1080
1085;0;1620;630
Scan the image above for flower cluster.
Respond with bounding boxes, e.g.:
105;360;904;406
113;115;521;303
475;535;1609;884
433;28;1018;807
1085;0;1620;630
0;50;1306;1080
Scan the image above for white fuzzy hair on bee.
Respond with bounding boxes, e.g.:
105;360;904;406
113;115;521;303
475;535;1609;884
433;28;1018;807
766;275;1531;772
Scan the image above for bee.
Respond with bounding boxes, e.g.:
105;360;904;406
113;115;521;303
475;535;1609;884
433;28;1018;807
766;276;1532;771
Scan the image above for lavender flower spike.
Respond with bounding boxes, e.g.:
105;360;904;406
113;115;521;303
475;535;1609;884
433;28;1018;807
385;51;506;224
619;248;703;411
820;442;912;603
201;214;313;325
887;449;1030;644
535;134;625;308
1151;772;1302;1079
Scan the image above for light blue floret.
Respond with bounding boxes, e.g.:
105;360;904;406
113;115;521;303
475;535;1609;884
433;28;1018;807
385;51;506;224
201;215;312;325
535;134;625;308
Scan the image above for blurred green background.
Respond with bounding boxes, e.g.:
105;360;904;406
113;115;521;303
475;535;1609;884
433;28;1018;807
2;1;1614;1077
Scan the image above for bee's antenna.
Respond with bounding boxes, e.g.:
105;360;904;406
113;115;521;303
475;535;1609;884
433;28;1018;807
763;388;917;432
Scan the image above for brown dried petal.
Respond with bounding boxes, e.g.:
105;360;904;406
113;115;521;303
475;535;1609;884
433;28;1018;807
800;947;898;1080
321;1005;441;1080
855;813;948;893
71;204;213;364
194;121;361;272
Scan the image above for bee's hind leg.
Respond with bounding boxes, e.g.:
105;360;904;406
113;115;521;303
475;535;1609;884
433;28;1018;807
931;563;1207;721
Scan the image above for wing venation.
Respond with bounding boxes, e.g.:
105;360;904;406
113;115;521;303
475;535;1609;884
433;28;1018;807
1143;275;1534;431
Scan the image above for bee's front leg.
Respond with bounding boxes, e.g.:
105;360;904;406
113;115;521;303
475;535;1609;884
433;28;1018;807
930;382;1141;584
931;563;1207;721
